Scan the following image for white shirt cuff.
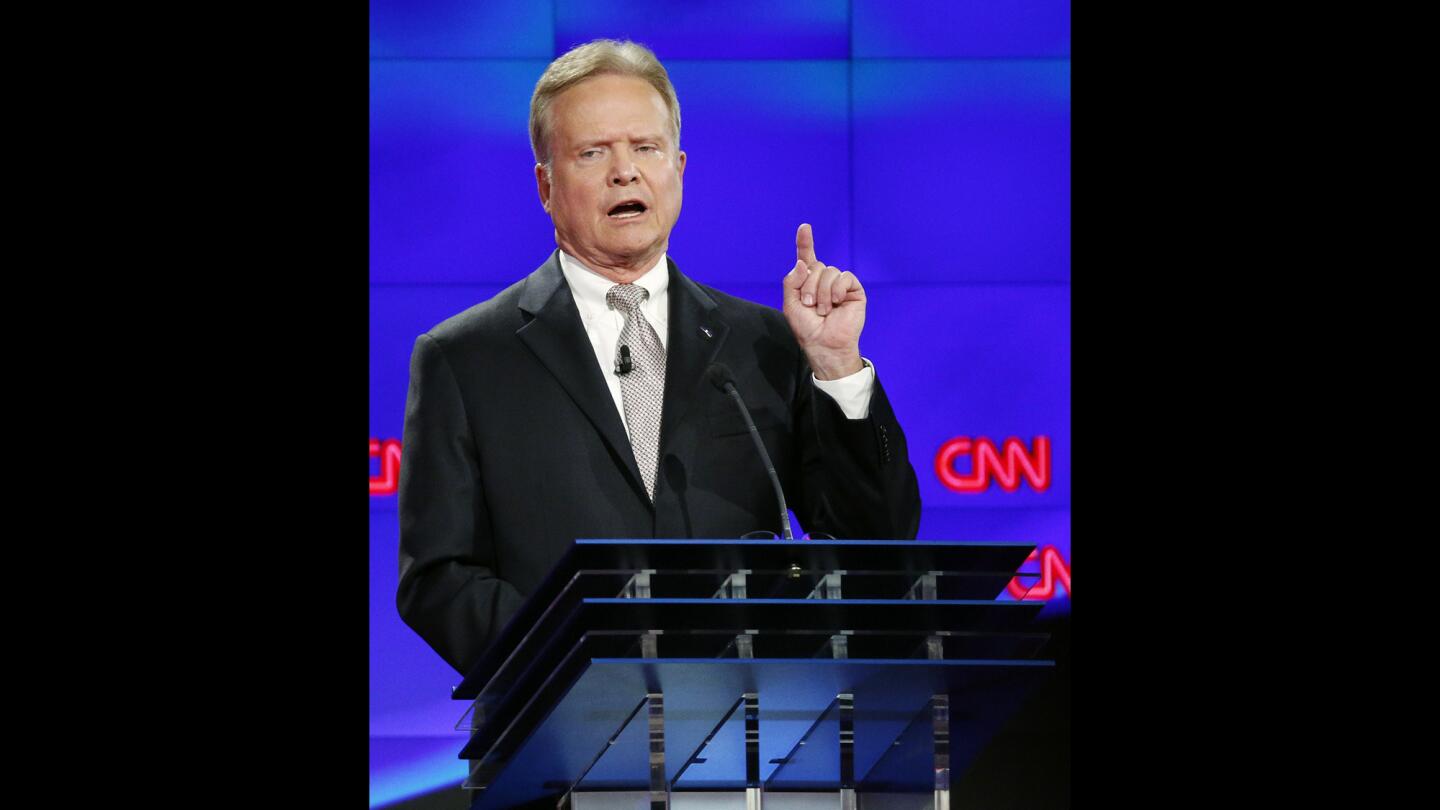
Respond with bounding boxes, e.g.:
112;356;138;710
812;358;875;420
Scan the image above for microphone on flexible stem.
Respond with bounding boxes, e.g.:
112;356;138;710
705;362;794;541
615;344;633;375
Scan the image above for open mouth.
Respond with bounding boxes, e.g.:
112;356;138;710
607;201;648;219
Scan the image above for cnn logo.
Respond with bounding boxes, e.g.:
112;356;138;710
370;438;402;496
934;436;1050;494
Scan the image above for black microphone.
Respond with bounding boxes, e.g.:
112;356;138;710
615;344;633;375
705;362;794;540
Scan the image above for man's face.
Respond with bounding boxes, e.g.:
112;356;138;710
537;74;686;275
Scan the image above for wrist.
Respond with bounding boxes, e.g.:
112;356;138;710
808;350;864;381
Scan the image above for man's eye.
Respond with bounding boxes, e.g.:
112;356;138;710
580;149;601;159
637;145;657;153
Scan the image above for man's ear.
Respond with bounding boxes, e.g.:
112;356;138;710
535;163;551;212
677;150;686;179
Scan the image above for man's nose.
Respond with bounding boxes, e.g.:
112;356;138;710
609;156;639;186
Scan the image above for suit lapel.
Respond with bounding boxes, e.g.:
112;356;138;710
515;252;648;500
660;258;730;458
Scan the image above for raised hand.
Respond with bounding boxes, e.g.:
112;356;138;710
782;223;866;380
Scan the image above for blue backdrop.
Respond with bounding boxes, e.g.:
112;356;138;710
370;2;1069;805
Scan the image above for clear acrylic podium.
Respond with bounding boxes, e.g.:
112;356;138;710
451;540;1055;809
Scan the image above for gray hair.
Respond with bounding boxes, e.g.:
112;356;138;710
529;39;682;169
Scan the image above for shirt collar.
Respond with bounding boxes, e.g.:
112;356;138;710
558;250;670;317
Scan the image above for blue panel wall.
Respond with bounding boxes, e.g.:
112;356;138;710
370;61;552;284
370;0;554;58
852;0;1071;58
370;4;1070;805
557;0;851;58
852;61;1070;283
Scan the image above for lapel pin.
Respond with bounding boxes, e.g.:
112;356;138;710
700;326;713;339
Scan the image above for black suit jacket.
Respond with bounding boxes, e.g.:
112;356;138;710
397;252;921;674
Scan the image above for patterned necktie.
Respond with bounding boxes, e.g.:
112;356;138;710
606;283;666;500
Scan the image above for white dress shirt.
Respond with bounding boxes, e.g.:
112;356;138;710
558;250;875;436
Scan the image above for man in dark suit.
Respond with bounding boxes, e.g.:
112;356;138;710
398;40;921;675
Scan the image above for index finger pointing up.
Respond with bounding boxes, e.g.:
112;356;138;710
796;223;819;266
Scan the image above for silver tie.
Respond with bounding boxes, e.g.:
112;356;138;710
607;283;666;500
